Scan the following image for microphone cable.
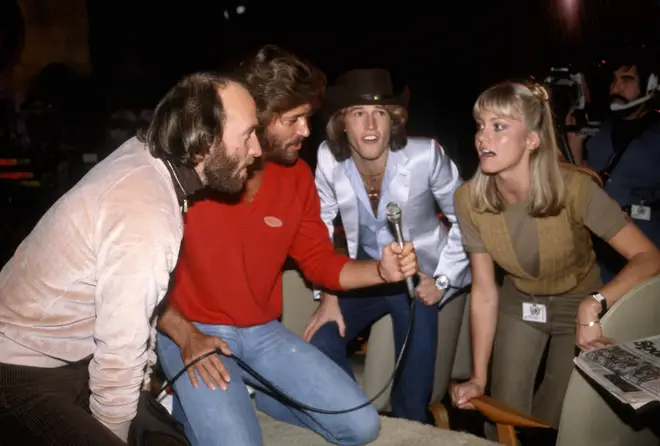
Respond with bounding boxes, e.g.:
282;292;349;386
157;281;471;415
157;298;416;414
157;197;471;415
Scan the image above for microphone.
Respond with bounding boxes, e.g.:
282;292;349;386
385;202;416;300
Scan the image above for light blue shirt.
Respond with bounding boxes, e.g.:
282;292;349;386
344;155;397;261
315;137;472;304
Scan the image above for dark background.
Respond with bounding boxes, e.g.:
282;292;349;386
85;0;660;175
1;0;660;264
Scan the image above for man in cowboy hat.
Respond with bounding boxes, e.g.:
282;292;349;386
303;68;470;423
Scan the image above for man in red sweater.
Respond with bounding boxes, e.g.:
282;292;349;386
156;46;418;446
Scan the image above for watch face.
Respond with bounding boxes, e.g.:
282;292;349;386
436;274;450;290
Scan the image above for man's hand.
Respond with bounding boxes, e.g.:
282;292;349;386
380;241;418;282
415;272;444;305
303;292;345;342
181;329;233;391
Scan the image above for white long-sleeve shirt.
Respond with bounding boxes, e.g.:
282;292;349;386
0;138;183;441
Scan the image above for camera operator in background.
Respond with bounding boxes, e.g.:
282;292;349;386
544;66;600;164
566;49;660;283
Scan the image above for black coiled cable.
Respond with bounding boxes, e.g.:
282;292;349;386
157;298;415;414
157;284;470;414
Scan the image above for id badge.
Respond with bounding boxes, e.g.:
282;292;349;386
630;204;651;221
522;302;547;323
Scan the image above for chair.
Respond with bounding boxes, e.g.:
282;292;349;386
280;267;319;338
439;275;660;446
555;275;660;446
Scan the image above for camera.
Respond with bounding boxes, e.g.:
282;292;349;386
545;67;586;110
544;67;601;137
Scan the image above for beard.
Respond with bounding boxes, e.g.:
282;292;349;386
261;131;303;166
203;145;247;194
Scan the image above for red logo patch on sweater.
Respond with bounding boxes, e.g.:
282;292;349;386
264;216;283;228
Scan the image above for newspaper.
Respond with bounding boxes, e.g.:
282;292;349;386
574;334;660;410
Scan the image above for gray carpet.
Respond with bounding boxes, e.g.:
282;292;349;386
259;412;498;446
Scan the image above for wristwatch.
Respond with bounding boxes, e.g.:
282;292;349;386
434;274;450;292
592;292;607;317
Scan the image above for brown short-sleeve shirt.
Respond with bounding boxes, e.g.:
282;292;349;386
454;180;628;281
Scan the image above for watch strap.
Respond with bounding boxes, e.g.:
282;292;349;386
592;293;607;317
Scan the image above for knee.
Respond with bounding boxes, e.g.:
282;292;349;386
336;405;381;445
309;323;343;351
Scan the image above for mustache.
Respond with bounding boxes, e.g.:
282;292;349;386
286;137;304;148
610;94;628;104
246;157;260;171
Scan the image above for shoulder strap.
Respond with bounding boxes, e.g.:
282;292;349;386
600;113;660;182
600;145;631;184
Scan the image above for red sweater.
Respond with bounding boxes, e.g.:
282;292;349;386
170;160;348;326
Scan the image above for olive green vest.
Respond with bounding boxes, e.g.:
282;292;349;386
461;168;597;296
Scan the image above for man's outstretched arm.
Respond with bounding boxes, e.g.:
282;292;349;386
289;164;417;292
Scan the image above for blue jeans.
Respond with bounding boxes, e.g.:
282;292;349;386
156;321;380;446
310;285;438;423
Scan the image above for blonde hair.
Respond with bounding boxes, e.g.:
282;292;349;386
470;81;565;217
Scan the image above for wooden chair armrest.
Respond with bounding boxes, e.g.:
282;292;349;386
428;403;451;430
471;395;551;429
430;396;551;446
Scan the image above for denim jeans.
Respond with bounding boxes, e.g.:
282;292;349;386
156;320;380;446
310;286;438;423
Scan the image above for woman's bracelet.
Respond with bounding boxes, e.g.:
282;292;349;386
576;319;600;327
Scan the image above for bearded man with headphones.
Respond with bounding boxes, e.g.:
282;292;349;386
568;49;660;283
0;73;262;445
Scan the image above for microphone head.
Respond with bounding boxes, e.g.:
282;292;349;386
386;202;402;224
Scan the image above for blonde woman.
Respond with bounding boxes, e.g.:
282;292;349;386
449;81;660;431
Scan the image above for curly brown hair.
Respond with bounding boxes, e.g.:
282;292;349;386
235;45;326;126
325;105;408;162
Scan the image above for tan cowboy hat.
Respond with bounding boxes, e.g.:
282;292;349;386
322;68;410;117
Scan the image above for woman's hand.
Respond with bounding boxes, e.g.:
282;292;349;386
575;296;615;351
449;377;486;410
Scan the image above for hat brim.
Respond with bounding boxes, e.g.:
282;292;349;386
321;86;409;119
